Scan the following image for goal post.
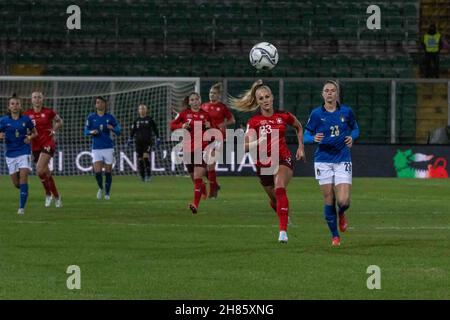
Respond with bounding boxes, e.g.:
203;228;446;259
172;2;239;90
0;76;200;176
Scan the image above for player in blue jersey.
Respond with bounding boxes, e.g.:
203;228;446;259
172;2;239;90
304;80;359;246
0;96;38;214
84;96;121;200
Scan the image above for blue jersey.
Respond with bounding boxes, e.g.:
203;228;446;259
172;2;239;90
305;104;359;163
84;112;121;150
0;115;34;158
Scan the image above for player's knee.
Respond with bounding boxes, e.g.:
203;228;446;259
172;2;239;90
337;200;350;210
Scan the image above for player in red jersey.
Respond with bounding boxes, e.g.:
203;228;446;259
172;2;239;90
23;91;63;208
231;80;305;243
201;82;235;198
171;92;212;214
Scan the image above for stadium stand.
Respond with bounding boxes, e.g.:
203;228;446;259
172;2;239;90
0;0;449;144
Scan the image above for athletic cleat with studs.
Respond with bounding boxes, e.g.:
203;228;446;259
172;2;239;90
189;203;198;214
339;213;348;232
104;194;110;200
17;208;25;215
45;195;53;207
55;197;63;208
208;184;221;199
332;236;341;247
97;189;103;200
278;231;288;243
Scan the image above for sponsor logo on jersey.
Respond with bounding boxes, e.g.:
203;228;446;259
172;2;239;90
340;115;345;122
276;117;283;124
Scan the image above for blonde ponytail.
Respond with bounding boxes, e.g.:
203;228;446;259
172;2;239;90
230;79;272;112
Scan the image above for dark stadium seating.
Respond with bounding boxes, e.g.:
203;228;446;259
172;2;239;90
1;0;449;143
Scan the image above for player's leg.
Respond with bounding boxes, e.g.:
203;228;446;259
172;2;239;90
334;162;352;232
274;165;293;243
93;158;104;199
8;159;21;213
102;148;115;199
136;144;145;182
189;165;207;214
34;151;52;202
207;141;221;198
143;149;151;182
18;167;30;214
262;185;277;212
316;162;340;245
37;151;61;205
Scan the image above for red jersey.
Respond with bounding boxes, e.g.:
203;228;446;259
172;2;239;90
170;108;212;152
246;111;296;167
23;107;57;152
201;101;233;139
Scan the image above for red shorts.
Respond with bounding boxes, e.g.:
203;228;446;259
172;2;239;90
32;146;55;163
184;152;206;174
256;157;294;187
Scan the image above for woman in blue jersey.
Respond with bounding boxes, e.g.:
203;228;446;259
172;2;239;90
304;80;359;246
84;96;121;200
0;96;37;214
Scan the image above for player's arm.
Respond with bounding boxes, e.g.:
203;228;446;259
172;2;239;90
84;116;98;136
345;110;360;148
150;118;160;138
50;114;63;136
224;108;236;127
303;112;323;144
130;120;136;139
170;112;187;131
107;117;121;136
25;128;38;144
290;114;305;161
0;121;5;139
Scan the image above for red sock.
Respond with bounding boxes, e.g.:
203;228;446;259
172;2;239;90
47;176;60;198
208;170;217;189
38;173;51;196
275;188;289;231
193;179;203;207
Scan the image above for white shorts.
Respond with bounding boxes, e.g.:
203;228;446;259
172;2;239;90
92;148;115;165
314;162;352;186
6;154;32;175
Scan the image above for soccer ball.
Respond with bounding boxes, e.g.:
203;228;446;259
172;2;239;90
249;42;279;70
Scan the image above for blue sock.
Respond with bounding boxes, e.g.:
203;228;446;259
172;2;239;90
95;172;103;190
324;204;339;238
105;172;112;195
338;203;350;216
19;184;29;209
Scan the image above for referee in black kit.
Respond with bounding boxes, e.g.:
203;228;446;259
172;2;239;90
128;104;161;182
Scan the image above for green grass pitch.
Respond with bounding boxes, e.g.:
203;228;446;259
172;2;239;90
0;176;449;299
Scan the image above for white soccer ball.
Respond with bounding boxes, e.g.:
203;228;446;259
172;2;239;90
249;42;279;70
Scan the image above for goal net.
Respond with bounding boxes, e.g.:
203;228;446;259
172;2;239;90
0;76;200;176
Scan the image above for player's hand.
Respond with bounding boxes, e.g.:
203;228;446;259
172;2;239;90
0;132;4;139
91;130;99;135
314;133;324;143
182;122;190;130
296;145;305;161
24;135;31;144
107;124;114;130
345;136;353;148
